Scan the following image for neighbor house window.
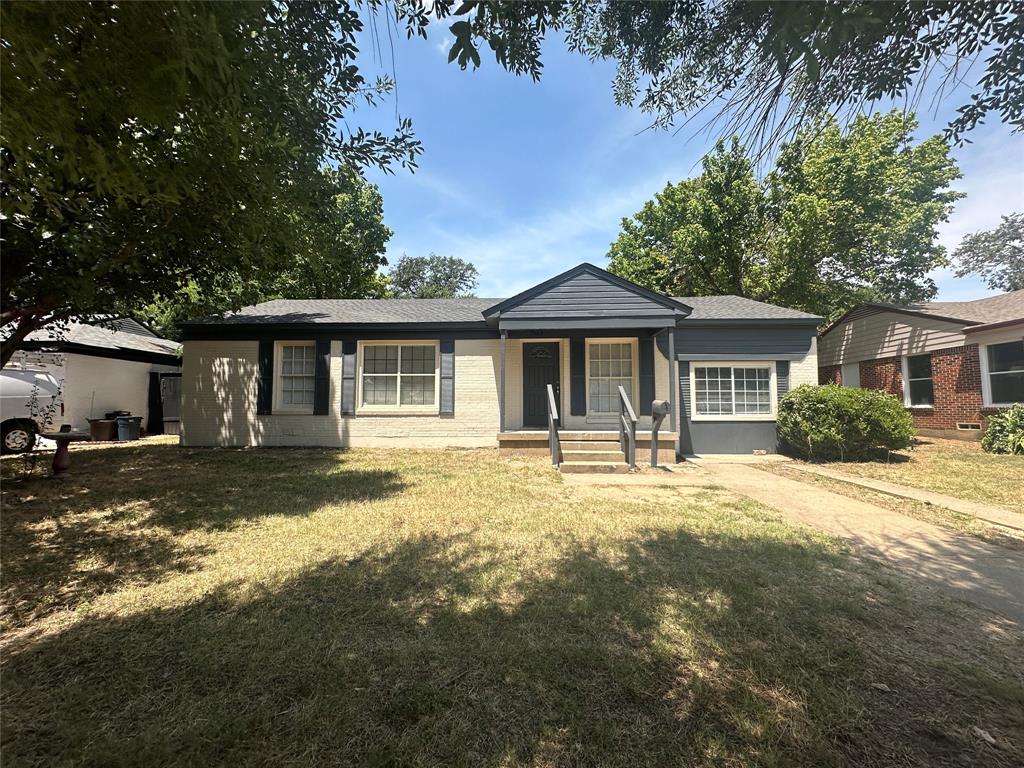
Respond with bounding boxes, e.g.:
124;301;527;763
278;342;315;410
588;341;633;413
903;353;934;407
360;343;437;408
692;364;773;418
983;340;1024;405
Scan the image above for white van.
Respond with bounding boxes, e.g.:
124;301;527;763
0;368;63;453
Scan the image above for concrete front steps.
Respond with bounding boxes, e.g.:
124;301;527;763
497;430;677;474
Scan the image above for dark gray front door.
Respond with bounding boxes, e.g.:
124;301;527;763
523;342;560;428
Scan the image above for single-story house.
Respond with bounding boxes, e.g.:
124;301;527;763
179;263;821;466
818;290;1024;438
6;318;183;434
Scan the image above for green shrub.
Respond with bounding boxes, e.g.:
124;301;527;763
777;384;914;461
981;404;1024;455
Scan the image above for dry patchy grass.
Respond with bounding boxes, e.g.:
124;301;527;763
761;463;1024;551
817;438;1024;513
1;440;1022;767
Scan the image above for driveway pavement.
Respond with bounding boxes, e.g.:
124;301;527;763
696;461;1024;624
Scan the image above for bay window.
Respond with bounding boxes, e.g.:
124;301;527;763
983;340;1024;406
692;364;774;419
360;343;438;409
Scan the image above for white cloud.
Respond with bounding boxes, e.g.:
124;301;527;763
435;35;453;57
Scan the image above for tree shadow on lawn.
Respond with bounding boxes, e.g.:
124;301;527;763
3;527;1021;767
0;444;405;630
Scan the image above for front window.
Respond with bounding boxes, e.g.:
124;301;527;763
279;343;315;408
985;340;1024;405
361;343;437;407
693;365;772;417
904;353;934;406
588;342;633;413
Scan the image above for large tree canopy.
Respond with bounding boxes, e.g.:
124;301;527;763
607;112;961;321
388;254;479;298
1;1;419;365
138;170;392;338
954;213;1024;292
412;1;1023;146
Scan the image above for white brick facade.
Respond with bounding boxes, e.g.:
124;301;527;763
181;335;677;447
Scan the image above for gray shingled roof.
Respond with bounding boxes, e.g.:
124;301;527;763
26;322;181;357
673;295;821;322
190;298;502;325
185;294;819;325
883;289;1024;325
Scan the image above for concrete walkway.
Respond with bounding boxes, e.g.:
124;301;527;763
697;462;1024;624
786;462;1024;531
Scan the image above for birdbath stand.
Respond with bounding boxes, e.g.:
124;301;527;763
39;427;92;479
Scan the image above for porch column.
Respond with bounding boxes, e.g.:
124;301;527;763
667;328;676;433
499;330;507;433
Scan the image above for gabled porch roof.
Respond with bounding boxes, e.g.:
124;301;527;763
484;263;692;331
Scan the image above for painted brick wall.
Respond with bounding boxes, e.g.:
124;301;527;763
181;339;501;447
790;337;819;388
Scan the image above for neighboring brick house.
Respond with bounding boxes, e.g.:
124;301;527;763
818;291;1024;438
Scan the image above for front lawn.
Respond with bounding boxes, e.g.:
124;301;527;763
808;437;1024;513
2;441;1022;766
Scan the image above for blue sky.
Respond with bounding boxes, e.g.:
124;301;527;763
358;22;1024;302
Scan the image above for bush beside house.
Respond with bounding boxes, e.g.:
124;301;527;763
981;404;1024;455
778;385;914;460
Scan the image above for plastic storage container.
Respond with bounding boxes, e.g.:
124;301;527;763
116;415;143;441
87;418;117;442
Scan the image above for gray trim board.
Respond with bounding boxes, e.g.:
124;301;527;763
499;317;677;331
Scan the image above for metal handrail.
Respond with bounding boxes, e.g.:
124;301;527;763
546;383;561;467
617;385;637;470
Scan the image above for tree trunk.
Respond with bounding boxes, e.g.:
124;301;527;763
0;314;42;369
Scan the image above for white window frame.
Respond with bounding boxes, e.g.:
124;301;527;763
840;362;860;388
689;361;777;422
273;340;316;414
585;337;638;416
357;340;440;414
980;339;1024;407
901;353;934;409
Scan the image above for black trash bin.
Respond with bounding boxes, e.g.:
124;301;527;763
116;415;143;441
105;410;130;420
